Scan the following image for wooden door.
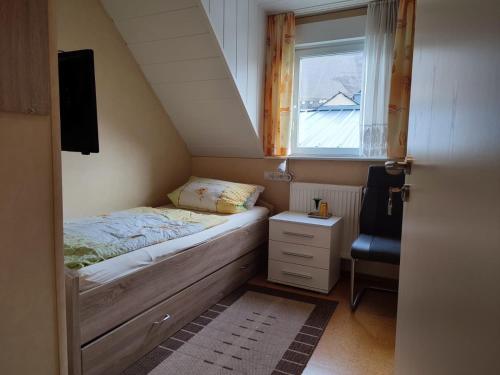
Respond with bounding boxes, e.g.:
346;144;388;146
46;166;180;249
0;0;66;374
395;0;500;374
0;0;50;114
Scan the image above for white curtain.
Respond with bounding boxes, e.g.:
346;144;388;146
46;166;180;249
360;0;398;157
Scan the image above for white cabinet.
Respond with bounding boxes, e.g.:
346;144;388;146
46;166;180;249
268;211;343;294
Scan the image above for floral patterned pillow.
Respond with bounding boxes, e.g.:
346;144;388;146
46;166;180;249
168;177;264;214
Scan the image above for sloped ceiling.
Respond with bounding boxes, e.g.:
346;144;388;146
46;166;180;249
100;0;367;158
101;0;264;158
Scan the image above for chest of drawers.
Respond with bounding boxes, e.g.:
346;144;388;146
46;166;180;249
268;211;343;294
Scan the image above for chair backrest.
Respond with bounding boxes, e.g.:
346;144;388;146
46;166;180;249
359;166;405;239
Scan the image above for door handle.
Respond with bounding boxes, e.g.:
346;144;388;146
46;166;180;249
153;313;171;326
401;184;410;202
385;159;412;175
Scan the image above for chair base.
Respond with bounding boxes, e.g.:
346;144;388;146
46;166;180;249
350;258;398;311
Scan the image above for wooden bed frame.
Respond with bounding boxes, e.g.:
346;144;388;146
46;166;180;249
65;202;272;375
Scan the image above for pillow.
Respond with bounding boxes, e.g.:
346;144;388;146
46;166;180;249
168;177;265;214
244;185;265;209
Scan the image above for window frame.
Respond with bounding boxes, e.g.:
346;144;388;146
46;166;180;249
290;39;365;158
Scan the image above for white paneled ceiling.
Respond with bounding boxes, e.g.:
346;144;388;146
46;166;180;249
101;0;264;158
100;0;365;158
257;0;368;15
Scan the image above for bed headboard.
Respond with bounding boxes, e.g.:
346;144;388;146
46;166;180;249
256;199;275;216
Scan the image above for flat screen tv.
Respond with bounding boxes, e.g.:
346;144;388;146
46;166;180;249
58;49;99;154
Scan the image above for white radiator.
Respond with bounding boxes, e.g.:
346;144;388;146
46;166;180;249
290;182;363;258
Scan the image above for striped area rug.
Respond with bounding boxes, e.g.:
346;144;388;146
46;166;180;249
123;285;337;375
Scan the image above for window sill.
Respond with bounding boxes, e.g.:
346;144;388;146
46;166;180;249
265;155;387;162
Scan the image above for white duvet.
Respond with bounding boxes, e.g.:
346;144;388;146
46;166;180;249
76;206;269;291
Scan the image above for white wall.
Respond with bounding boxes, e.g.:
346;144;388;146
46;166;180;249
59;0;192;218
296;15;366;45
0;114;63;375
257;0;368;16
200;0;266;134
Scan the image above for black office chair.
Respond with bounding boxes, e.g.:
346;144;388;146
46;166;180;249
350;165;404;310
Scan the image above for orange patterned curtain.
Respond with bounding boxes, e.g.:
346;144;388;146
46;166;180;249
263;13;295;157
387;0;416;160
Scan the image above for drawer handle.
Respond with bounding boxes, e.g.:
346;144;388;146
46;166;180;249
153;313;171;326
282;270;313;279
240;264;250;270
282;251;313;259
282;231;314;238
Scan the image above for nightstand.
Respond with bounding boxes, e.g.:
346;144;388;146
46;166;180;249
267;211;343;294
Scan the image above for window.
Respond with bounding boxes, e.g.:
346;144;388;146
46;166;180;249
291;41;364;157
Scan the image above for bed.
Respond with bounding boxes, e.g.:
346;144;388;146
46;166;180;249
65;202;271;375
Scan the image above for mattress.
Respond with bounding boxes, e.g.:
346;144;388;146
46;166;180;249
77;205;269;291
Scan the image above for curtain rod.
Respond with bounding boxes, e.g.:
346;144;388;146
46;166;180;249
295;6;367;25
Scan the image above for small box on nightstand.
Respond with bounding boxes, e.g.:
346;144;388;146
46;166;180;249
267;211;343;294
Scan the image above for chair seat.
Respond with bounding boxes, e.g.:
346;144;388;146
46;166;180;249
351;234;401;265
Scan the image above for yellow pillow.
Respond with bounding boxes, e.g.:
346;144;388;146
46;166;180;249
168;177;263;214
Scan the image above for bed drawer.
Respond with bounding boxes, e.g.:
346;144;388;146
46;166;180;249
269;240;330;269
81;249;261;375
268;259;330;293
270;220;331;248
79;219;267;345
